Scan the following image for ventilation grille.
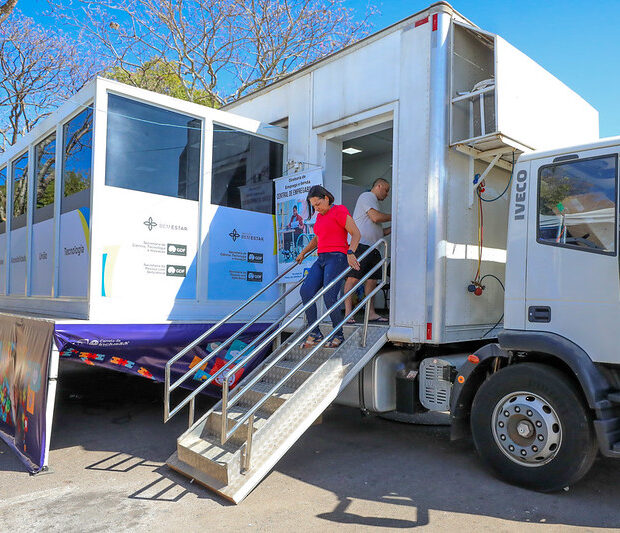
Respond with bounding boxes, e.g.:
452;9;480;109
419;359;454;411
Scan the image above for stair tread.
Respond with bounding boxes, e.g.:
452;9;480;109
179;434;239;461
250;381;296;396
211;405;272;423
274;358;323;371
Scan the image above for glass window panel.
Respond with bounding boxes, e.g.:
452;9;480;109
11;152;28;229
538;155;618;254
211;125;284;214
105;94;201;200
62;107;93;214
0;166;6;234
34;133;56;223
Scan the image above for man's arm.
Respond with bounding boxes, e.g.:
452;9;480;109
367;208;391;224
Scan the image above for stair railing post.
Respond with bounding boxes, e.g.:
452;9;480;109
243;413;255;472
188;397;195;428
221;380;229;446
362;299;371;348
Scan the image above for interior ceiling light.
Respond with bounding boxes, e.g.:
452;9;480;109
342;147;362;155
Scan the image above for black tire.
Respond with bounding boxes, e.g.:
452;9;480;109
470;362;597;492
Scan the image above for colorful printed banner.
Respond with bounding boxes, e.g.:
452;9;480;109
54;322;271;393
0;314;55;473
275;168;323;283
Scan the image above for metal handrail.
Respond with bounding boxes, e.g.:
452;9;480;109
220;239;389;455
165;280;306;423
163;249;314;422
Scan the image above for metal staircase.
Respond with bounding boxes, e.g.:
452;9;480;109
164;239;389;503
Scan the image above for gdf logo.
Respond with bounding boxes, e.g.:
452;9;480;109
166;265;187;277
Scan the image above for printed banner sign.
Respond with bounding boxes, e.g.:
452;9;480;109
0;313;54;473
275;168;323;283
207;206;278;301
54;322;270;394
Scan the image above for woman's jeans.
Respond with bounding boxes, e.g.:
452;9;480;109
299;252;348;341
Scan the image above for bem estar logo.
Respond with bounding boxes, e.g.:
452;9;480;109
229;228;240;242
144;217;157;231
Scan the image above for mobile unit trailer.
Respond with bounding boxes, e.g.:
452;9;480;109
162;3;618;501
0;1;617;500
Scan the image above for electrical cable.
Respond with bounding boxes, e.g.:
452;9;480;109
477;151;515;203
482;313;504;338
479;273;505;291
479;274;505;337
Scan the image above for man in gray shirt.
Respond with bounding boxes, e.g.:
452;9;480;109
344;178;391;322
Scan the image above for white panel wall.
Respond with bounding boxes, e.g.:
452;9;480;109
444;151;508;328
312;33;401;128
496;37;599;150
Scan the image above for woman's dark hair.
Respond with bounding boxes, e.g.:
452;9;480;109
307;185;335;205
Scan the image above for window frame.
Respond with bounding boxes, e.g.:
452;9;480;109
536;153;619;257
104;92;204;201
210;121;285;215
0;165;6;234
33;130;57;224
11;150;29;229
61;105;94;214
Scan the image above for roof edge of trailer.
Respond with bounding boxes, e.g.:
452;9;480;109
223;1;475;110
518;135;620;162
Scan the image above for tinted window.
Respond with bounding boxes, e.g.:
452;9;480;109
62;107;93;214
105;94;201;200
0;166;6;233
35;133;56;222
211;125;283;214
538;155;618;254
12;152;28;229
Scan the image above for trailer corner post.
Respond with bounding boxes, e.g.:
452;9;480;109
425;10;451;343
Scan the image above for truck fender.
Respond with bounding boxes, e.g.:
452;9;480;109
449;330;614;441
498;329;611;410
449;343;508;440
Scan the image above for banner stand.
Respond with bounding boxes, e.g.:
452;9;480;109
41;346;60;472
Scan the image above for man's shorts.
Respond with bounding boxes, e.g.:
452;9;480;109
349;243;382;280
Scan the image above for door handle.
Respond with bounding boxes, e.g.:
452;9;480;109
528;306;551;323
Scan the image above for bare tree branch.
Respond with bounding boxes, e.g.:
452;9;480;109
49;0;376;104
0;13;100;151
0;0;17;24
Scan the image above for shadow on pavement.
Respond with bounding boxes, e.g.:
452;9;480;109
2;358;618;528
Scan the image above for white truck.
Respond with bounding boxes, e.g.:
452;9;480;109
164;4;618;502
0;1;616;502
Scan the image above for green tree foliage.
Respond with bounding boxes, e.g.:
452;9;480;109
106;60;219;107
63;171;90;196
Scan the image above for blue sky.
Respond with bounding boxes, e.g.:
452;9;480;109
354;0;620;138
21;0;620;137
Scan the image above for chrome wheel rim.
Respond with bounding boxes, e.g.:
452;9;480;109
491;391;562;467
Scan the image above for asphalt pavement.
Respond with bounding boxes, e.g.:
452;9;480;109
0;361;618;532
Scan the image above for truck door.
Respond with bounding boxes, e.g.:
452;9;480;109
525;149;619;364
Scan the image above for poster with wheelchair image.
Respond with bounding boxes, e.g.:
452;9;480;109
275;168;322;282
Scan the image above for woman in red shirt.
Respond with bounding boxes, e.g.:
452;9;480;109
296;185;361;348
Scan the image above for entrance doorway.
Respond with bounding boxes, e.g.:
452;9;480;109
341;127;393;214
340;125;394;312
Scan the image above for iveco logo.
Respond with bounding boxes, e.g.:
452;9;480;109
514;170;527;221
144;217;157;231
229;228;240;242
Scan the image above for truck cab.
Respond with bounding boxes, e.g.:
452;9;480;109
453;137;620;492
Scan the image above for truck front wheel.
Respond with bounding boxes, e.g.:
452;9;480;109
470;362;597;491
